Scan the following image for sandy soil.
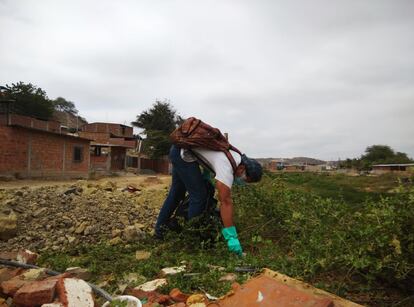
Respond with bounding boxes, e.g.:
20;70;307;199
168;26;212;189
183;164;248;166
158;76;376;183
0;173;172;190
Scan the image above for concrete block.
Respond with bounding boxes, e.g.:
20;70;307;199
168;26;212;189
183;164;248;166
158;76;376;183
56;278;94;307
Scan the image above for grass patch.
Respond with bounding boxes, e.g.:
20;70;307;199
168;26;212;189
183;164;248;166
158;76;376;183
38;172;414;306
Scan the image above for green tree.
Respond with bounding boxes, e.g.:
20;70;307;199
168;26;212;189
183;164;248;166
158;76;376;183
132;100;182;158
53;97;78;114
2;82;54;120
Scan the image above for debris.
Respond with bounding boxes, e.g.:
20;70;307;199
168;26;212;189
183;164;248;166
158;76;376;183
102;295;142;307
207;264;225;272
0;210;17;240
169;288;189;303
186;294;206;305
16;249;39;265
135;250;151;261
13;277;58;306
219;273;237;282
56;278;94;307
134;279;167;292
160;265;186;276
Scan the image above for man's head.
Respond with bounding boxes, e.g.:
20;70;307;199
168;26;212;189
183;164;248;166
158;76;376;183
235;154;263;183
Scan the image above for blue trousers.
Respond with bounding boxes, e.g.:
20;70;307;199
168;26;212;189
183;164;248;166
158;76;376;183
155;145;207;236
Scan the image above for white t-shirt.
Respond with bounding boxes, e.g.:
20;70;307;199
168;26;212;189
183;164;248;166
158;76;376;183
180;148;241;188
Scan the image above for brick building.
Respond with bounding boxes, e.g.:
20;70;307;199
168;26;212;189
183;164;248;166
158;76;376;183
0;113;90;179
78;122;136;173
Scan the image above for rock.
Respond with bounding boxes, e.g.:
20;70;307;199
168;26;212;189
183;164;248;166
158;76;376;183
0;210;17;240
160;265;186;276
21;268;47;281
100;181;116;192
169;288;189;303
0;251;18;261
56;278;94;307
112;229;122;238
13;278;58;306
33;207;47;217
119;215;130;226
0;298;6;307
187;294;206;305
134;279;167;292
219;273;237;282
109;237;123;245
123;226;139;242
66;235;76;244
74;222;88;234
135;250;151;261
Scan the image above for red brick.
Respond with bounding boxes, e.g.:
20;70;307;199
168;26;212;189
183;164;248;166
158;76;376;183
0;268;24;284
0;251;18;261
169;288;189;303
1;277;31;296
17;249;39;265
13;278;57;306
56;278;94;307
126;288;153;300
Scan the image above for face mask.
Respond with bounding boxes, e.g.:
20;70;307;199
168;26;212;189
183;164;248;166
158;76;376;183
234;172;247;186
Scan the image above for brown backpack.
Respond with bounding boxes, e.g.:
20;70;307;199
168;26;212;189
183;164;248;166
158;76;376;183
170;117;242;172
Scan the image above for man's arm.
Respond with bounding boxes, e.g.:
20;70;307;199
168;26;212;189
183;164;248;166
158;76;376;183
216;180;233;227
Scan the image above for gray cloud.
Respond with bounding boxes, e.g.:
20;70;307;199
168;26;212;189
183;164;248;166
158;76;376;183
1;0;413;160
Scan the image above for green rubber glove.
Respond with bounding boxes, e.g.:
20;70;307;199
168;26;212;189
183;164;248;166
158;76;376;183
221;226;243;256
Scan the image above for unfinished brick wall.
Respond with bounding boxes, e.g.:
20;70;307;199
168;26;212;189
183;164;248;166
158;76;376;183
110;147;126;171
80;123;133;137
0;126;90;179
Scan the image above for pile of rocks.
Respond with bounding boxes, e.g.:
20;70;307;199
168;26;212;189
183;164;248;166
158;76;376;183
0;180;168;252
0;250;96;307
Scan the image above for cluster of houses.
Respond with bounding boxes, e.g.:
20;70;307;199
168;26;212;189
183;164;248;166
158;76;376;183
265;159;414;175
0;100;169;180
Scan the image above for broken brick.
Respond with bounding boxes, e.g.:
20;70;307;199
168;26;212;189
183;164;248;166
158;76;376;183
56;278;94;307
0;251;18;261
1;276;31;297
16;249;39;265
127;288;159;301
13;278;58;306
0;268;24;284
169;288;189;303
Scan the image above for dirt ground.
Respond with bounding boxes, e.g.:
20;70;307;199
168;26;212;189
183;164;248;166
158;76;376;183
0;173;172;190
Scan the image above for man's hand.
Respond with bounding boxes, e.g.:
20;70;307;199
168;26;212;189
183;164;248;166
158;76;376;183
222;226;243;256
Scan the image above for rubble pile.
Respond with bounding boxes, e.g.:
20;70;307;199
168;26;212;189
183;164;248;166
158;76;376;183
0;250;97;307
0;180;168;252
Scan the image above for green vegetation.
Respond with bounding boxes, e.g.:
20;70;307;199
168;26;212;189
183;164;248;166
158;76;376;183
340;145;413;170
39;173;414;306
131;100;182;158
1;82;82;121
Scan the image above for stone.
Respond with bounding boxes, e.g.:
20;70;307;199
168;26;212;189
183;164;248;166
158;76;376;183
33;208;47;217
134;279;167;292
160;265;186;276
100;181;116;192
169;288;189;303
0;298;6;307
0;210;17;240
0;251;18;261
219;273;237;282
56;278;94;307
13;278;58;306
109;236;123;245
135;250;151;261
21;268;47;280
123;226;138;242
127;288;159;301
74;222;88;234
187;294;206;305
16;249;39;265
112;229;122;238
41;303;64;307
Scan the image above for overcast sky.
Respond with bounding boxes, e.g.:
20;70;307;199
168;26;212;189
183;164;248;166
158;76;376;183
1;0;413;160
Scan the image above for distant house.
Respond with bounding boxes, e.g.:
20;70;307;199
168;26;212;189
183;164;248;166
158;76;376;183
0;112;90;179
78;122;136;173
267;160;285;171
371;163;414;174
